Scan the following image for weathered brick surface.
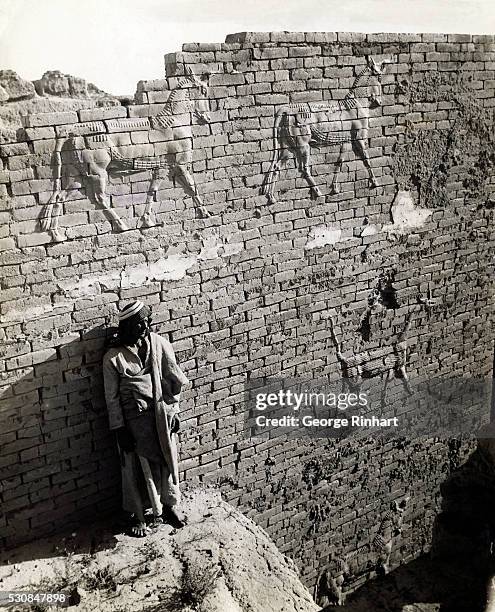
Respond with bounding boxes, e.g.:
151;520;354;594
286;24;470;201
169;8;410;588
0;32;494;594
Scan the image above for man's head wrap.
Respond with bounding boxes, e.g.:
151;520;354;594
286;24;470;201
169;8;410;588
118;301;151;325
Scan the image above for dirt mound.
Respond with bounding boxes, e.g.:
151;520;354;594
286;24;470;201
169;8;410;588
33;70;116;102
0;69;36;102
0;69;120;135
0;489;319;612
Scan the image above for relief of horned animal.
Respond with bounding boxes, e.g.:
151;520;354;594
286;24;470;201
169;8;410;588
314;497;409;606
369;496;409;575
261;56;394;205
314;555;349;607
40;68;210;242
328;309;414;409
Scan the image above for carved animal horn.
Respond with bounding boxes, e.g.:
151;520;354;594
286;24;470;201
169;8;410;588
368;56;393;74
368;56;380;74
185;65;196;81
185;65;205;89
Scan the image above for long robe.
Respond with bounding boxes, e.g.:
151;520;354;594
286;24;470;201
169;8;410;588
103;332;189;517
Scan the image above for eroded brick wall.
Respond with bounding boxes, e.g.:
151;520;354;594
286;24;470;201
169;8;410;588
1;32;494;592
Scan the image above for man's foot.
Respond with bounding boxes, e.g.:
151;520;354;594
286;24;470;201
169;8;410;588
163;506;186;529
129;521;149;537
151;514;164;527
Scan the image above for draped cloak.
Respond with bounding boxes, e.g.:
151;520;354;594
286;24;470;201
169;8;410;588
103;332;189;515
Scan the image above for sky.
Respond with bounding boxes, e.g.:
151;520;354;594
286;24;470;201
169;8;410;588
0;0;494;94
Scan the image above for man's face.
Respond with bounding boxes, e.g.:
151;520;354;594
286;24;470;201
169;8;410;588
123;316;150;345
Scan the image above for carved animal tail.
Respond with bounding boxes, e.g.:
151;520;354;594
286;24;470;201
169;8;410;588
272;109;284;158
261;109;285;196
49;137;65;199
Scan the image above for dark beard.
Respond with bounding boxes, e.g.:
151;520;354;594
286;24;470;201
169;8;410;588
118;320;149;346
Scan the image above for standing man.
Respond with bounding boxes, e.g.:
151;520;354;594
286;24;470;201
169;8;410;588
103;301;189;536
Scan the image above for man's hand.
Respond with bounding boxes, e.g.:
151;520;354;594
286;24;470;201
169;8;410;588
170;414;180;434
116;427;135;452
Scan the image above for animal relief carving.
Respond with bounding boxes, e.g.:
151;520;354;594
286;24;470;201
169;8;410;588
314;556;349;607
262;56;393;204
315;498;409;606
328;311;414;409
40;68;210;242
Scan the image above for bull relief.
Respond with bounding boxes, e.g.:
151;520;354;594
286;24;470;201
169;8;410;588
315;498;409;607
40;68;210;242
261;56;393;204
328;310;414;409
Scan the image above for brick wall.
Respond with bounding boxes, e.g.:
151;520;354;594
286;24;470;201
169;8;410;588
1;32;494;592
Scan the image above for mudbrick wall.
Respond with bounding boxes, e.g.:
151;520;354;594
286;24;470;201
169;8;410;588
1;31;494;597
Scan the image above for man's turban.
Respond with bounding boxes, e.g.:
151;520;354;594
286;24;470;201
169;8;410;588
118;301;151;324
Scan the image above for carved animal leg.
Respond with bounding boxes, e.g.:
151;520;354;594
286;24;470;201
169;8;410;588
93;174;129;232
262;148;290;205
398;365;413;395
175;164;209;218
272;148;291;204
139;169;164;228
381;369;394;409
379;541;393;575
330;143;345;195
298;144;322;199
353;138;378;188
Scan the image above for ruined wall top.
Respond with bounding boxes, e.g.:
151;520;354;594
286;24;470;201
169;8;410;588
221;31;494;44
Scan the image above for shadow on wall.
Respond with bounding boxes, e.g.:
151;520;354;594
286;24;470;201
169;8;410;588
0;324;123;556
322;438;495;612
